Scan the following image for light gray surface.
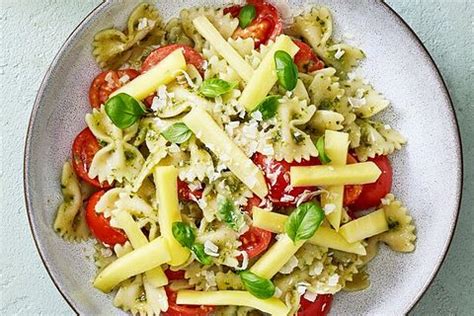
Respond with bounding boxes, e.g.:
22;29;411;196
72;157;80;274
1;0;472;315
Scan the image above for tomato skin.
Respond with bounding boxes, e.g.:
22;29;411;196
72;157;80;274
239;226;272;259
343;154;363;206
252;153;321;207
72;128;111;189
89;69;139;108
226;0;282;47
164;269;185;281
298;294;333;316
177;179;203;201
351;155;393;210
141;44;205;75
244;195;262;215
293;40;325;73
85;190;128;246
163;287;214;316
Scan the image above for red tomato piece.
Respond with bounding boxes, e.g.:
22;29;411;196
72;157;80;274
293;40;325;73
244;195;262;215
164;269;186;281
298;294;333;316
351;155;393;210
226;0;283;47
89;69;139;108
72;128;111;189
141;44;205;75
163;287;214;316
85;190;128;246
239;226;272;259
177;179;203;201
252;153;321;207
343;154;363;206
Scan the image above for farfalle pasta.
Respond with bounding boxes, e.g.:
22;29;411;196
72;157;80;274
54;2;416;315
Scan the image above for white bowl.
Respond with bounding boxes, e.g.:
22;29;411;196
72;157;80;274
24;0;462;314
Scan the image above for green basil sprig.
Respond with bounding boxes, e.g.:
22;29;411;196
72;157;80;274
105;93;146;129
285;201;325;243
240;270;275;299
316;136;332;164
172;222;213;265
199;78;237;98
239;5;256;28
172;222;195;248
274;50;298;91
161;122;192;144
253;95;281;120
217;198;244;231
191;244;213;265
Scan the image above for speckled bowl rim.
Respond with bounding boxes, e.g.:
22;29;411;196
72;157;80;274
23;1;463;314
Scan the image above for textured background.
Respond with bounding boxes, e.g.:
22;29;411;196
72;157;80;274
0;0;472;315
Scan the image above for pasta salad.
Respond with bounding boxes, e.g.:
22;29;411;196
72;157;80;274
54;2;416;315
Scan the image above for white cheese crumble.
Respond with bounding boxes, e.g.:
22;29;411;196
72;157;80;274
204;240;220;257
273;286;283;298
235;251;249;270
251;110;263;121
323;203;337;215
118;74;130;84
348;96;367;108
303;290;318;302
296;282;311;296
280;194;295;203
279;256;299;274
328;274;340;287
104;71;114;85
137;18;149;30
309;261;324;276
334;48;345;60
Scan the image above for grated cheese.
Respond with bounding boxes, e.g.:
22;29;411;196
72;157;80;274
204;240;220;257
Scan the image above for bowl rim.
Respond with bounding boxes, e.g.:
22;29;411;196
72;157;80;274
23;0;463;314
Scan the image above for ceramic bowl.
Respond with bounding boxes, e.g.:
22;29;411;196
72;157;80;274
24;0;462;314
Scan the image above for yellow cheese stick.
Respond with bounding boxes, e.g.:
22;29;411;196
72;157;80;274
177;290;289;316
110;49;186;100
339;209;389;243
252;207;366;255
183;107;268;198
154;166;190;266
193;16;254;81
291;162;381;187
250;234;304;279
321;130;349;231
239;35;300;111
112;211;168;287
94;237;170;292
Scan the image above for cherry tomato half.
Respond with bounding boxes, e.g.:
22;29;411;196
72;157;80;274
89;69;139;108
163;287;214;316
351;155;393;211
72;128;111;189
85;190;127;246
164;269;186;281
343;154;363;206
225;0;283;48
244;195;262;215
252;152;321;207
177;179;203;201
293;40;325;73
298;294;333;316
141;44;205;75
239;226;272;259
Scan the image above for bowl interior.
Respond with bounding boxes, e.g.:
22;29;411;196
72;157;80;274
25;0;461;314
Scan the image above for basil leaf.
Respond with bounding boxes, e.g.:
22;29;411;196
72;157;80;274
285;201;325;242
191;243;213;265
274;50;298;91
254;95;281;120
316;136;332;164
161;122;192;144
217;197;243;230
172;222;196;249
239;270;275;299
105;93;146;129
199;78;237;98
239;5;256;28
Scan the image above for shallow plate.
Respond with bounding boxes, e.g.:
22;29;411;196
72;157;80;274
24;0;462;314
